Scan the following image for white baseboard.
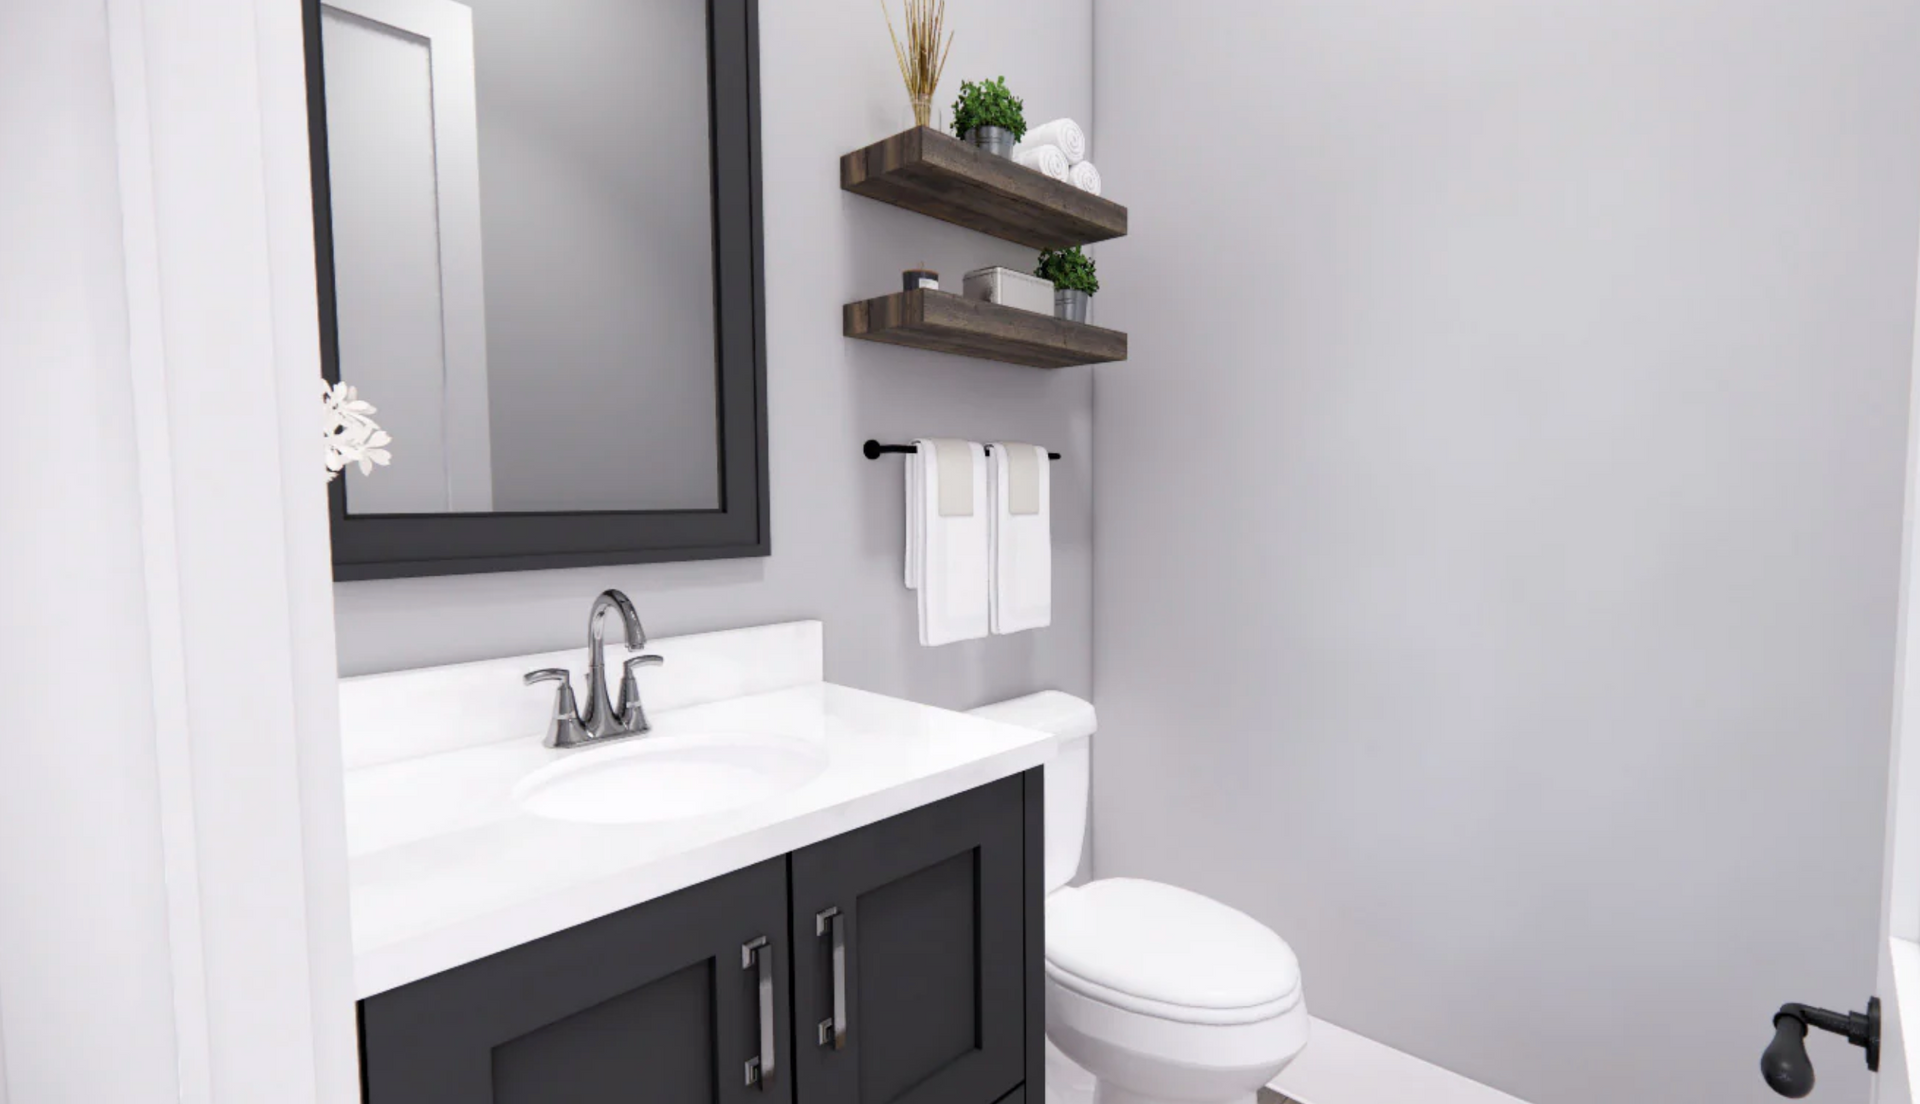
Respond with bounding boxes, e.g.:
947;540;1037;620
1270;1018;1532;1104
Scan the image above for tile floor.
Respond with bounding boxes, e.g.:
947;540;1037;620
1048;1040;1300;1104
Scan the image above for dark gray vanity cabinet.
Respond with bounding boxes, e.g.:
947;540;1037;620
359;857;792;1104
357;771;1042;1104
790;777;1033;1104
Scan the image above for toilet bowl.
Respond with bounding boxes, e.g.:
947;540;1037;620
1046;877;1308;1104
969;693;1308;1104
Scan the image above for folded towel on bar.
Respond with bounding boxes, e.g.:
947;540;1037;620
1016;118;1087;165
905;438;990;645
1068;160;1102;196
1015;143;1071;182
988;442;1052;634
904;447;922;590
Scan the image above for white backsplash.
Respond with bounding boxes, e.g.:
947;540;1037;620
338;620;824;770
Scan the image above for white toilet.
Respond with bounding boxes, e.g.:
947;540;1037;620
970;692;1309;1104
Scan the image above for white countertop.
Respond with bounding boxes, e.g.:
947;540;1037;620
346;680;1055;997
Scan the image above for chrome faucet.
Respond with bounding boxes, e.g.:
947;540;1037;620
524;589;665;749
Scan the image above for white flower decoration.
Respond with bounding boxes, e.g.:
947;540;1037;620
322;380;393;480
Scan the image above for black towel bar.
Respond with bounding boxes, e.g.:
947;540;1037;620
863;439;1061;461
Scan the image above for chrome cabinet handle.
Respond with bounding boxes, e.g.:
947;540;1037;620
815;907;847;1050
742;937;775;1087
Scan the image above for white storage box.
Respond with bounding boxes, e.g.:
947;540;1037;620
963;266;1054;315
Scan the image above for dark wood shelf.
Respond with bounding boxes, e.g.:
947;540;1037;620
840;127;1128;249
844;289;1127;369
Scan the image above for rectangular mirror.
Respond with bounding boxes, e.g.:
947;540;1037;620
305;0;767;579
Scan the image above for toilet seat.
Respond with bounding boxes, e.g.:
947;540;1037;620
1045;879;1302;1026
1047;970;1310;1090
1047;962;1300;1026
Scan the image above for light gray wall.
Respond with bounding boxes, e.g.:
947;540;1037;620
1091;3;1918;1104
335;0;1095;715
470;0;721;512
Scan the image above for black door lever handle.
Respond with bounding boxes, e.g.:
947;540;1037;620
1760;998;1879;1097
1761;1014;1814;1097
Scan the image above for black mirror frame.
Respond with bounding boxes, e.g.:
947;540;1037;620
303;0;769;581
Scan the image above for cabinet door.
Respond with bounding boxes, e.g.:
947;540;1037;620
361;857;791;1104
790;773;1036;1104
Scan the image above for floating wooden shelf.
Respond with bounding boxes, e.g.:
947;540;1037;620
844;289;1127;370
840;127;1128;249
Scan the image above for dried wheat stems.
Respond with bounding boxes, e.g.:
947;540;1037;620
884;0;953;127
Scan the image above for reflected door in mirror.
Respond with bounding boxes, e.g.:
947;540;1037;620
319;0;722;516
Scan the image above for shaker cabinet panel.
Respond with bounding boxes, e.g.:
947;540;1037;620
490;961;714;1103
359;857;791;1104
356;774;1043;1104
789;775;1030;1104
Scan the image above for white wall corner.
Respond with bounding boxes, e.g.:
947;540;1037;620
102;0;359;1099
253;0;363;1096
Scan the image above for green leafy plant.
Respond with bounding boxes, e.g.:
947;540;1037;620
951;76;1026;140
1035;246;1099;295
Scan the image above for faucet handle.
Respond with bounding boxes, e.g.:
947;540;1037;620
525;667;574;692
525;668;589;748
618;654;665;734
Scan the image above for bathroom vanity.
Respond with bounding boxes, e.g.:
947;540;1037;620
341;621;1053;1104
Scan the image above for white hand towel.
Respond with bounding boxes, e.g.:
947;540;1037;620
913;438;990;645
1068;159;1102;196
988;442;1052;634
1015;118;1087;165
904;447;923;590
1015;143;1071;182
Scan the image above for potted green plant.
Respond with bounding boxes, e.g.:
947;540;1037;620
951;76;1026;158
1035;246;1099;323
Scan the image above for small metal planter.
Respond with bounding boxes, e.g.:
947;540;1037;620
965;125;1016;159
1055;288;1090;323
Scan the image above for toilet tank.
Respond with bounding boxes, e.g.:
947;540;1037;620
968;691;1096;893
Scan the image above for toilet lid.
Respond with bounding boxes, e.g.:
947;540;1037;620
1046;879;1300;1014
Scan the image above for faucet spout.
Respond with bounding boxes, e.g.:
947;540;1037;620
589;589;646;652
582;589;647;737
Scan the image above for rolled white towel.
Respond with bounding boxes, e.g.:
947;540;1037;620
1016;118;1087;165
1015;143;1071;182
1068;159;1102;196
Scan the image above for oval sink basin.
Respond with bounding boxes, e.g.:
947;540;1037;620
513;732;828;826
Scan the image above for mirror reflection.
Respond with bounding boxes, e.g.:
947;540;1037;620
319;0;721;515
